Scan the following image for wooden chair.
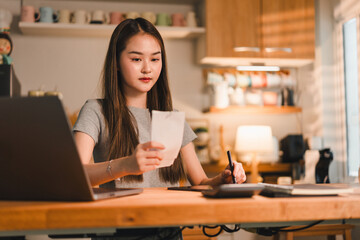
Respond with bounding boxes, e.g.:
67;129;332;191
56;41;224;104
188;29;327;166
68;110;79;127
273;224;354;240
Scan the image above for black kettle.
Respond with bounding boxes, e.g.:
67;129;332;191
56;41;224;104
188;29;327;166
315;148;333;183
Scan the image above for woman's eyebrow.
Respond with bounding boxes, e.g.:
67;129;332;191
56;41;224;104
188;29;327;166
127;51;161;55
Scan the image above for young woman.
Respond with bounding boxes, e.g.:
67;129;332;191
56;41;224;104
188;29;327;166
73;18;246;239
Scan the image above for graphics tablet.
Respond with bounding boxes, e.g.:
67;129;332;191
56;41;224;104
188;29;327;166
201;184;264;198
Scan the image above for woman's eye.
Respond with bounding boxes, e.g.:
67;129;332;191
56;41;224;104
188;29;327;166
152;58;160;62
131;58;141;62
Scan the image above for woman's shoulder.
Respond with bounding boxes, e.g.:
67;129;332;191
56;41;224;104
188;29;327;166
82;99;103;110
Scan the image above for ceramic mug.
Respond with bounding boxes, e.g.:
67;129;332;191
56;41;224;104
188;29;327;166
141;11;156;24
39;6;58;23
58;9;71;23
171;13;186;27
156;13;171;26
21;5;38;22
110;11;124;25
91;10;109;24
126;11;140;19
262;91;278;106
186;11;197;27
71;10;90;24
0;8;12;30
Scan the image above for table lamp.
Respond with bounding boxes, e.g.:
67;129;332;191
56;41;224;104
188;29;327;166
235;125;273;183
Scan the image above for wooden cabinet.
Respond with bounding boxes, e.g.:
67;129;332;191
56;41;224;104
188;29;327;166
261;0;315;59
200;0;315;67
206;0;262;58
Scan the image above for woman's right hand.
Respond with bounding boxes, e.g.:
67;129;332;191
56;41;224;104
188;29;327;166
126;141;165;175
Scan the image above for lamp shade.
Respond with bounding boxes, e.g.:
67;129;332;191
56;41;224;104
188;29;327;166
235;125;273;153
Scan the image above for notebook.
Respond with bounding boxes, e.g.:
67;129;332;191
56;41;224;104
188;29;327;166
0;96;143;201
259;183;354;197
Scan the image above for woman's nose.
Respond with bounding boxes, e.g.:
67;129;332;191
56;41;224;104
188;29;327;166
141;60;151;74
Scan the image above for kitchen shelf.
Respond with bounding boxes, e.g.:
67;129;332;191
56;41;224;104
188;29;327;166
206;106;302;114
18;22;205;39
42;0;203;4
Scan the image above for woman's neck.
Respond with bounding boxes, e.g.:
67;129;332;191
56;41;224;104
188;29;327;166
125;94;147;109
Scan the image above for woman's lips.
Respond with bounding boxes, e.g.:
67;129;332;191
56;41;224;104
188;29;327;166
139;77;151;83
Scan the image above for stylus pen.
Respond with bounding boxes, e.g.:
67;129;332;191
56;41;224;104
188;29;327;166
226;150;237;184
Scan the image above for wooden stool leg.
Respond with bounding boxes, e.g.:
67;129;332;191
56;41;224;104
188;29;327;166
327;236;336;240
286;232;294;240
272;233;280;240
344;228;352;240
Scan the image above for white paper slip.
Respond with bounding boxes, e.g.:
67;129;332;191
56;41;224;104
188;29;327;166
151;110;185;168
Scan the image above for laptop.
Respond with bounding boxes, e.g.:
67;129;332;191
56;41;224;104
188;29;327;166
0;96;143;201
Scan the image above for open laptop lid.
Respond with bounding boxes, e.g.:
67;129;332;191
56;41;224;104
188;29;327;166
0;96;142;201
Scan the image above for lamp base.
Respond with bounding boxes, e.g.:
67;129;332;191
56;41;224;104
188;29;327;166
250;153;260;183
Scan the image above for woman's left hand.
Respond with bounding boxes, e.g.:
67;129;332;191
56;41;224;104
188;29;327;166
221;161;246;184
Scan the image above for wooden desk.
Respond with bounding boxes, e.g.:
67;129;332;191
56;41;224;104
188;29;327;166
1;188;360;237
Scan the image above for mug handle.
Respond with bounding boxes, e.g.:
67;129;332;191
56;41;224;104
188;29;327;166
70;12;75;23
35;11;40;22
53;10;59;23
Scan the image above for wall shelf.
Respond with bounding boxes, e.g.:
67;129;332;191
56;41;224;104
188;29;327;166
18;22;205;39
41;0;203;4
206;106;302;114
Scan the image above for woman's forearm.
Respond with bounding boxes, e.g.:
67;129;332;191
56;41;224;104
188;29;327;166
199;174;224;186
84;157;130;186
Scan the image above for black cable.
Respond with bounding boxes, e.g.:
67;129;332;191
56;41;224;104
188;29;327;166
278;220;324;232
222;224;241;233
256;220;325;236
201;224;242;237
202;225;223;237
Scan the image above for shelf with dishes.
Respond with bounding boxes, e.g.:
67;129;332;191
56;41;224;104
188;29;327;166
202;67;302;115
18;22;206;39
206;105;302;114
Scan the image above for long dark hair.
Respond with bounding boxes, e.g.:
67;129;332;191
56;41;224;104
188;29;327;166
101;18;185;184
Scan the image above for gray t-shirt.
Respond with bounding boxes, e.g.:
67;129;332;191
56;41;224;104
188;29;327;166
73;99;197;188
